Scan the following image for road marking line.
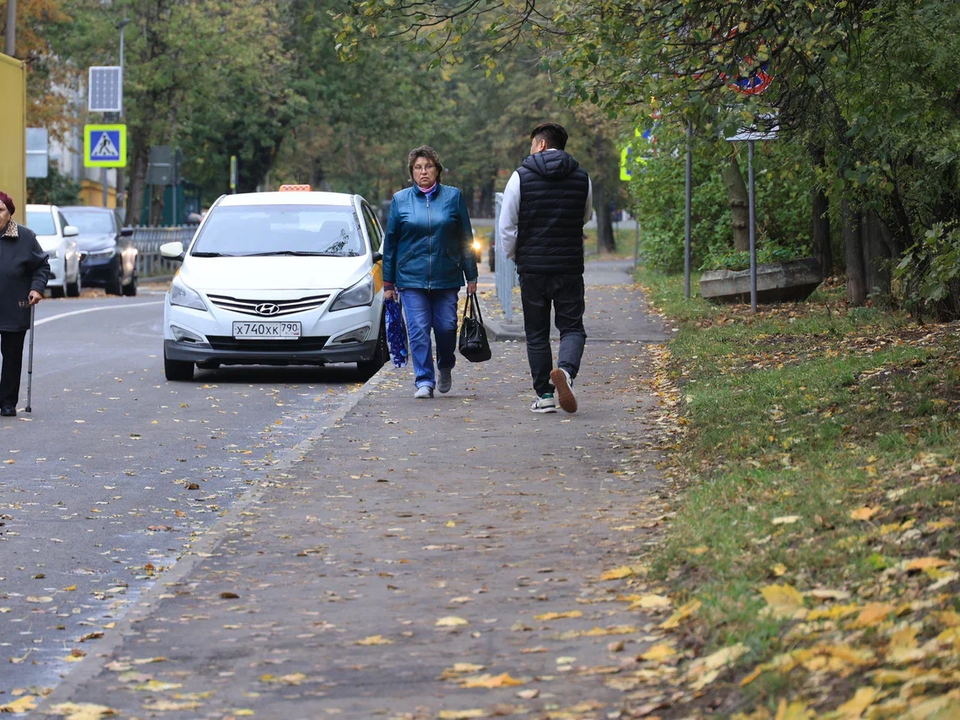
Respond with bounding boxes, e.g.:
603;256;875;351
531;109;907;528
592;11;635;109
36;301;164;327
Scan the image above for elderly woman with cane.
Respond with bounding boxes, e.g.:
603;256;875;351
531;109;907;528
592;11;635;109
382;146;478;398
0;192;49;417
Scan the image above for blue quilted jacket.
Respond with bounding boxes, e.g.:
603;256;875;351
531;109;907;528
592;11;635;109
382;184;478;290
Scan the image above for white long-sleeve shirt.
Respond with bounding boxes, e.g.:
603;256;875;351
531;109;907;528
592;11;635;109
498;156;593;262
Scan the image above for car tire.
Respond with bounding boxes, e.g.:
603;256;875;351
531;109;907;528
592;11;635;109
164;352;194;381
357;315;388;380
50;285;65;299
66;273;81;298
106;259;123;295
122;275;138;297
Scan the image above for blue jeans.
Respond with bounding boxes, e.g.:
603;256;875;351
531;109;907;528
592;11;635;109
400;288;459;389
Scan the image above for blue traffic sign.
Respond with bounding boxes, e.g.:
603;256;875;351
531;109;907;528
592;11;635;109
84;124;127;168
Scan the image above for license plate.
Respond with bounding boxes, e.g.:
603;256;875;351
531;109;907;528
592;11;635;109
232;321;302;340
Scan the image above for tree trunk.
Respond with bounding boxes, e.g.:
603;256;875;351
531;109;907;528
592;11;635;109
842;200;867;306
593;181;616;254
125;138;149;227
721;156;750;252
861;209;892;297
810;146;833;276
478;178;494;218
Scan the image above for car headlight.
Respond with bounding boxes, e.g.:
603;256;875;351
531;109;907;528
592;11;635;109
330;275;374;312
89;248;116;259
169;276;208;312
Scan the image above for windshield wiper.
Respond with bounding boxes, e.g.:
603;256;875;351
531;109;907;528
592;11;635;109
191;251;236;257
240;250;334;257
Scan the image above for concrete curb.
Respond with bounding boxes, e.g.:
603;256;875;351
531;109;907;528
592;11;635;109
35;366;394;712
483;317;526;342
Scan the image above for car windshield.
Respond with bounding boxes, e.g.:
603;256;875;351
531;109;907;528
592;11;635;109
61;210;115;234
26;210;57;236
191;205;364;257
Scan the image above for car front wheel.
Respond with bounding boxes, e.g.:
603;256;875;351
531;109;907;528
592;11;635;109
164;352;194;381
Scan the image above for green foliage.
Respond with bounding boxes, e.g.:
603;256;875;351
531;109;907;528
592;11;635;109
894;223;960;321
628;125;814;273
27;160;81;206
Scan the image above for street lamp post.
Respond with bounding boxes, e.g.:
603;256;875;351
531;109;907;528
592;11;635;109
115;18;130;215
5;0;16;56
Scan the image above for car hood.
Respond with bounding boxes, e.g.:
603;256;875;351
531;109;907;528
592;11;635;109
181;255;370;293
36;235;61;252
77;234;117;252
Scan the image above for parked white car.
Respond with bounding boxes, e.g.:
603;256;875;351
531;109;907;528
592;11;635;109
25;204;82;298
159;187;388;381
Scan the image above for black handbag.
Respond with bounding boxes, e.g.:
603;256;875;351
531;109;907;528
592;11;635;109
458;294;492;362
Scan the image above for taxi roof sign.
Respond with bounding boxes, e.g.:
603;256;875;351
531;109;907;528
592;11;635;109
278;184;311;192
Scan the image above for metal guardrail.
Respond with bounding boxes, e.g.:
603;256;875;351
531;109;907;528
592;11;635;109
131;226;195;277
493;192;519;323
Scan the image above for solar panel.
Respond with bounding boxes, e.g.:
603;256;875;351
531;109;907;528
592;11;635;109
88;66;123;113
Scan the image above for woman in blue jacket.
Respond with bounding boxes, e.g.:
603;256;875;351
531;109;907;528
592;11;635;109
383;146;479;398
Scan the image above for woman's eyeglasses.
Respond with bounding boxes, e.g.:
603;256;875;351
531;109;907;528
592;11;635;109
413;164;436;173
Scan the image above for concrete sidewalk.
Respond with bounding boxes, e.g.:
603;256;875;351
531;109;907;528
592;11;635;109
38;269;672;720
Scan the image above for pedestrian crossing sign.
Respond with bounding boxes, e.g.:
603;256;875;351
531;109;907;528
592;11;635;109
84;124;126;168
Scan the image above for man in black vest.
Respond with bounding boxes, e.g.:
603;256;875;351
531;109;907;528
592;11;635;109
498;123;593;414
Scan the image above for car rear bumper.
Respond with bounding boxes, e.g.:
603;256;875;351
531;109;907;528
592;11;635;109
163;338;379;366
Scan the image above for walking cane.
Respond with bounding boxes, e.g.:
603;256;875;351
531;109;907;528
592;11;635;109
25;304;35;414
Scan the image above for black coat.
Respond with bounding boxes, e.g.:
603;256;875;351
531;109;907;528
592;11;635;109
0;223;50;332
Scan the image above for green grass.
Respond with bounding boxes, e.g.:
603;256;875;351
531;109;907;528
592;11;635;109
636;267;960;707
584;226;638;259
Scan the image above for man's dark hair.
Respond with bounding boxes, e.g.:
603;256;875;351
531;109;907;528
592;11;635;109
530;123;569;151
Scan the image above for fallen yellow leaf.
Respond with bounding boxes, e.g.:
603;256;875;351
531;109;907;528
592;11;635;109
459;672;524;689
850;506;881;521
855;602;895;628
355;635;393;646
761;583;806;619
599;566;634;581
534;610;582;621
0;696;37;713
437;711;486;720
640;643;676;662
836;686;878;718
46;703;118;720
629;594;671;609
904;556;949;572
436;616;469;627
775;699;814;720
661;599;701;630
772;515;800;525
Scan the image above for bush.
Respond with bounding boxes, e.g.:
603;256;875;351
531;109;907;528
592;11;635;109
27;160;81;206
627;126;814;273
894;222;960;321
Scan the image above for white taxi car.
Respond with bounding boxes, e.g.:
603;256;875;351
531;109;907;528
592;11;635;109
25;204;82;297
159;187;388;381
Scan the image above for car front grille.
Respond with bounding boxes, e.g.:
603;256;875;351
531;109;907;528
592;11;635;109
206;293;331;318
206;336;330;353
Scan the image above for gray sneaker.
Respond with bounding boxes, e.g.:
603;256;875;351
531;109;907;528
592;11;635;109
438;369;452;394
530;393;558;413
414;386;434;399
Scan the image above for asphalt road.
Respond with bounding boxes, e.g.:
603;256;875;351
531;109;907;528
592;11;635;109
0;290;364;697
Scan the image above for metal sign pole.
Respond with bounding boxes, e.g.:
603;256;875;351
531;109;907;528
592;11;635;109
748;140;757;313
684;121;692;299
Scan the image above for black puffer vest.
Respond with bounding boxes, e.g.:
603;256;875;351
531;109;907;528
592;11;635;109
516;149;590;275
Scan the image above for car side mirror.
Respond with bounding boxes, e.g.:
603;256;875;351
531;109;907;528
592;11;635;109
160;241;185;261
63;225;80;238
372;251;383;263
120;227;134;238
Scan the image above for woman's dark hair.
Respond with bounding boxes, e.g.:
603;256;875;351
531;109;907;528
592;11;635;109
407;146;444;183
530;122;569;151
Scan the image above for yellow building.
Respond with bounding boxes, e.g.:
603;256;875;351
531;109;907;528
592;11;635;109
0;54;26;215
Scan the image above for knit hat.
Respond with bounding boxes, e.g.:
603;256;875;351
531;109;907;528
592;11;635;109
0;192;14;216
